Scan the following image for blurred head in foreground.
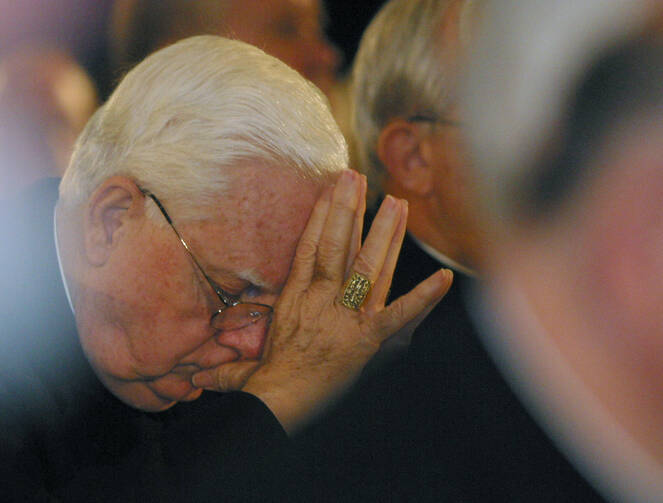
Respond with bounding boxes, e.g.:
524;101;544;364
463;1;663;501
109;0;340;96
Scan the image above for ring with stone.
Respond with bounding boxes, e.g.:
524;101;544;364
340;271;372;311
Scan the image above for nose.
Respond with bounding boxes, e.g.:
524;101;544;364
214;316;270;359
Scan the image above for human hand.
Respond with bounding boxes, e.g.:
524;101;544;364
192;170;452;432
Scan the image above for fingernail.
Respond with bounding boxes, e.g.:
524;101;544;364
339;169;357;188
430;269;454;298
337;170;360;208
398;198;408;219
383;194;398;213
192;373;213;388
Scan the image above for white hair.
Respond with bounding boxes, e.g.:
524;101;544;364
60;35;347;221
351;0;477;198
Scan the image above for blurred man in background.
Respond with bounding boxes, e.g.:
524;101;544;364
108;0;340;97
464;1;663;501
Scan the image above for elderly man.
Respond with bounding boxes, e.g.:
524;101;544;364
291;1;606;501
463;1;663;501
0;35;450;500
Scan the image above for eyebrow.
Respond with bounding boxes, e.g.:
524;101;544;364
206;265;274;295
236;269;274;292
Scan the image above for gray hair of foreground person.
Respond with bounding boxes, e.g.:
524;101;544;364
59;35;347;221
461;2;663;499
351;0;478;198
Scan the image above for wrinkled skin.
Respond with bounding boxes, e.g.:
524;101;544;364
192;169;453;432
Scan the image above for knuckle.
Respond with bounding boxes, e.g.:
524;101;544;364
214;369;232;390
215;367;247;391
375;300;406;333
318;235;346;259
312;261;335;283
388;300;407;324
330;199;356;216
295;239;317;262
352;254;376;276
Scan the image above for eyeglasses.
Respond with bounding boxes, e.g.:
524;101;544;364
142;189;273;332
408;114;462;127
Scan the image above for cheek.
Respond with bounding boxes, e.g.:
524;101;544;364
122;255;214;374
126;317;212;376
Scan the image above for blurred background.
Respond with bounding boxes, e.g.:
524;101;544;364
0;0;386;99
0;0;385;198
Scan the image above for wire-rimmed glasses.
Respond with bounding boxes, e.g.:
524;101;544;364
142;189;273;332
408;114;462;127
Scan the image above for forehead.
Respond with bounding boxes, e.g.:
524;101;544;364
192;165;323;291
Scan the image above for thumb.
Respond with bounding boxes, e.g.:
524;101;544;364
370;268;453;345
192;360;261;392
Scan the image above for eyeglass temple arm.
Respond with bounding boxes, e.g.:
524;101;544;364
140;188;237;306
407;115;461;127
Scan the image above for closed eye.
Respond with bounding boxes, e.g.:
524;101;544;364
241;284;263;300
208;278;241;304
208;277;264;303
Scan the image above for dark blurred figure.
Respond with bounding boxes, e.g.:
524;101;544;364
291;2;606;501
108;0;340;97
0;46;98;200
463;1;663;501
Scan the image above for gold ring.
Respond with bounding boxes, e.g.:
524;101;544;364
340;271;372;310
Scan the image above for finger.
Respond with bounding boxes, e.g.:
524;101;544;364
314;169;362;285
367;269;453;345
365;198;408;311
345;195;402;309
345;174;366;278
286;185;333;293
382;295;436;347
191;360;261;392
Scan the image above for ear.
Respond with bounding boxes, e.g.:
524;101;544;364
377;119;433;196
83;176;145;266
